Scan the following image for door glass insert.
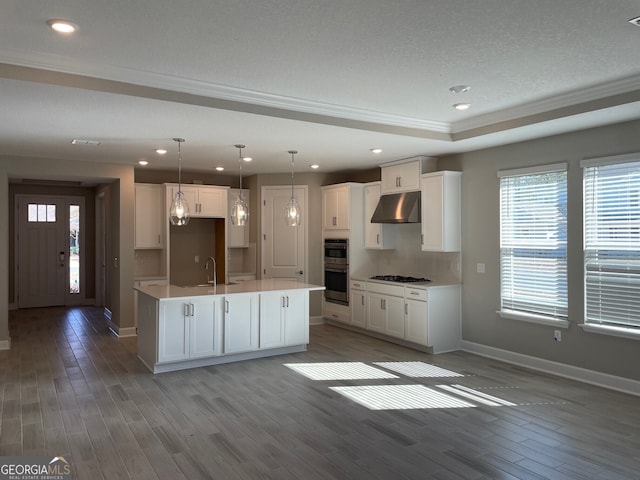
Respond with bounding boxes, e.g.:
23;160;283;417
69;204;80;294
28;203;56;222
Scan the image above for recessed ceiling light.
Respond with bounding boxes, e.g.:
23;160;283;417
453;103;471;111
310;164;319;169
370;148;382;154
449;85;470;94
138;160;149;166
215;166;224;171
155;148;167;155
242;156;252;162
47;19;78;34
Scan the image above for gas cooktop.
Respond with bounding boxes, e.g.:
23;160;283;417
370;275;431;283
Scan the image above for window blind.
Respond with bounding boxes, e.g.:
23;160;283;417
499;168;568;319
583;160;640;329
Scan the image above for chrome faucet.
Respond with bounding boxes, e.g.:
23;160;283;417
204;256;217;287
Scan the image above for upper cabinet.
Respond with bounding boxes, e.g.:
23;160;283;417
166;184;228;218
322;184;351;230
364;182;394;249
380;156;437;194
420;171;462;252
135;183;164;249
228;189;250;248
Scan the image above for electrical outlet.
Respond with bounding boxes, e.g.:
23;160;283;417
477;263;485;273
554;330;562;342
195;255;200;263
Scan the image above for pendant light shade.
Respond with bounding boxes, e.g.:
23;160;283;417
169;138;190;226
284;150;301;226
231;144;249;226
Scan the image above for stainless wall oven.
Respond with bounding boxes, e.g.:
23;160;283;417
324;239;348;305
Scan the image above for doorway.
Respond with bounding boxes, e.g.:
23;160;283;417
261;185;308;282
16;195;85;308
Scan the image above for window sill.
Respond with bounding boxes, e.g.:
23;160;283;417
579;323;640;341
497;310;569;328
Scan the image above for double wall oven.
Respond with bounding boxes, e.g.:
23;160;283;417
324;239;348;306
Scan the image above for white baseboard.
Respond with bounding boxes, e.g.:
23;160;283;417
461;340;640;397
0;338;11;350
309;315;325;325
108;324;137;338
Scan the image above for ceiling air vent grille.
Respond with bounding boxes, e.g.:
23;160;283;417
629;16;640;27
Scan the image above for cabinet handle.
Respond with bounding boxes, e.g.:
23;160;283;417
421;234;424;244
158;234;161;244
332;216;337;226
190;303;195;317
225;300;229;313
376;233;380;244
405;303;408;315
410;291;419;295
184;303;189;317
361;296;364;306
286;296;289;308
282;296;285;308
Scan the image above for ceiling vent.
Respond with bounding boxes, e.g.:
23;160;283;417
71;139;101;146
628;16;640;27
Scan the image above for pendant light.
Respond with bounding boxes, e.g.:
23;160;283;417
230;144;249;226
284;150;301;226
169;137;190;226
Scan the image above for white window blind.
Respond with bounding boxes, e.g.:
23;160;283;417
499;166;567;319
583;159;640;329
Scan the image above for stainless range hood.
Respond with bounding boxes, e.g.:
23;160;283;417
370;191;421;223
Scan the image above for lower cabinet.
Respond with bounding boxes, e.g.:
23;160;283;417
158;296;220;363
342;279;461;353
224;293;259;354
260;290;309;348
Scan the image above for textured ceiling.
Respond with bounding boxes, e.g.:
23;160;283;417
1;0;640;175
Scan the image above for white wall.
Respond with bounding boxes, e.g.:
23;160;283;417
440;118;640;382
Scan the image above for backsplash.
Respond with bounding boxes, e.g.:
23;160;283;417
359;223;462;283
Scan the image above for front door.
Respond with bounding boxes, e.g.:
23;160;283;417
261;186;307;282
17;195;84;308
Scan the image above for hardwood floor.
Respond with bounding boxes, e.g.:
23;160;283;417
1;306;639;479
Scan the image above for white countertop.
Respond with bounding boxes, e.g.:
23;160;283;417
350;276;461;289
135;279;325;300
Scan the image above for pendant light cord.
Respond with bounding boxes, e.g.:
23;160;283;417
289;150;297;198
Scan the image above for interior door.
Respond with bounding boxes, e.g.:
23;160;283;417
261;185;307;282
17;196;67;308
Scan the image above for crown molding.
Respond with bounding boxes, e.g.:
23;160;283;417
452;74;640;134
0;50;451;134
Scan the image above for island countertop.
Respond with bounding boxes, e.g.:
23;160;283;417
135;279;325;300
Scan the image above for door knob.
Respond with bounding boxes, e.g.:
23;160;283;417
298;270;303;275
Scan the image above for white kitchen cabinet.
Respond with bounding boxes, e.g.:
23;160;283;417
224;293;259;354
322;184;350;230
404;287;428;345
135;183;164;248
364;182;394;249
228;188;250;247
167;184;228;218
366;282;405;339
380;156;437;194
420;171;461;252
259;290;308;349
350;279;367;328
158;296;220;363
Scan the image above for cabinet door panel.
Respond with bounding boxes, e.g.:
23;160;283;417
350;290;366;328
135;184;163;248
190;297;218;358
158;301;189;363
199;187;226;217
284;291;308;345
405;299;428;345
385;296;405;339
367;293;386;333
224;294;258;354
260;292;284;349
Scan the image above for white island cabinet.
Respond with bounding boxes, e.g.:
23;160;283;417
136;280;323;373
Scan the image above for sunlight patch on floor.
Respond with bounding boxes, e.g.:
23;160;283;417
284;362;399;381
437;384;517;406
329;384;476;410
374;361;464;378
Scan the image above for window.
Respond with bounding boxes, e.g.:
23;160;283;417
498;164;568;324
583;156;640;332
27;203;56;222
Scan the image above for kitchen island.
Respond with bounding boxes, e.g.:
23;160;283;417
135;279;324;373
